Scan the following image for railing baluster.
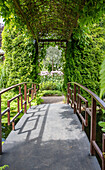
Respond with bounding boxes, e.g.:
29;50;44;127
34;84;36;99
85;101;88;126
77;86;80;110
71;89;73;108
29;84;33;108
31;84;33;100
7;101;10;125
90;97;96;155
69;83;71;101
79;98;81;113
28;88;30;108
102;134;105;170
74;84;76;113
67;83;70;104
19;86;23;110
12;121;15;131
17;96;19;113
0;94;2;154
24;83;27;114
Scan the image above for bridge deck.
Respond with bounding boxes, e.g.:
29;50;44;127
0;104;100;170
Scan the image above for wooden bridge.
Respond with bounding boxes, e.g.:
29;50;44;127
0;82;105;170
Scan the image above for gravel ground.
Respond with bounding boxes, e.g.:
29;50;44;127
41;95;66;104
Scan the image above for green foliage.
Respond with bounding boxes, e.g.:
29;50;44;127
0;0;104;41
0;63;7;88
41;90;62;96
2;122;12;141
100;58;105;98
40;79;63;91
98;121;105;132
42;46;62;72
1;19;41;87
0;165;9;170
96;15;105;98
63;17;105;99
33;93;44;105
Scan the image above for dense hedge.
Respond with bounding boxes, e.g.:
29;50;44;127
2;21;41;87
63;19;105;96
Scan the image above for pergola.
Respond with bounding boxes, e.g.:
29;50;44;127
12;0;85;41
1;0;103;42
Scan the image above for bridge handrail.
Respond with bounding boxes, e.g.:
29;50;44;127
67;82;105;170
0;82;39;155
69;82;105;109
0;82;38;95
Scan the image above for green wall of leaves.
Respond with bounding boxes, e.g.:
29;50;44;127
63;17;105;97
1;20;41;87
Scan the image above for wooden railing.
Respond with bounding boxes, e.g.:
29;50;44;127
67;82;105;170
0;82;39;154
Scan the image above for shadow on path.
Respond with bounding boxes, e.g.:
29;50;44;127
0;104;100;170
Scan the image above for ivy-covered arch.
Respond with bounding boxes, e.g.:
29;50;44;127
0;0;105;94
0;0;104;40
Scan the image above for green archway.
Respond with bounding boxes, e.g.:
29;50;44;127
0;0;104;40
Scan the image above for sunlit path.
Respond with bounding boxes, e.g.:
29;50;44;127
41;96;65;104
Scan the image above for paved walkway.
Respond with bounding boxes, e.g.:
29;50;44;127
0;104;100;170
41;96;65;104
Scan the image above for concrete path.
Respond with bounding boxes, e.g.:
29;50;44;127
41;95;65;104
0;104;100;170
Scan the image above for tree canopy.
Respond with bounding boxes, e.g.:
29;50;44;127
43;46;63;72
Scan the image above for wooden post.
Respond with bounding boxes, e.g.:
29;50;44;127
79;98;81;114
24;83;27;114
77;86;80;110
90;97;96;155
85;101;88;126
7;101;10;125
102;134;105;170
0;95;2;154
69;84;71;101
74;84;76;113
82;122;84;131
71;89;73;108
31;84;33;100
12;121;15;131
67;83;70;104
19;86;23;110
17;96;19;113
34;84;36;99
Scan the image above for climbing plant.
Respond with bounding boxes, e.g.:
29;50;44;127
1;19;41;87
63;16;105;97
0;0;104;41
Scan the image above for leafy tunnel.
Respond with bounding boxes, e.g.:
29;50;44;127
0;0;105;95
